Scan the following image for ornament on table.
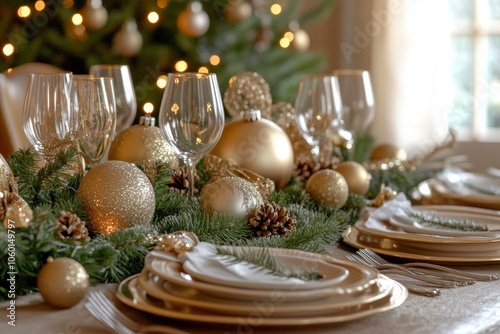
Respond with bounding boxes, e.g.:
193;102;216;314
305;169;349;209
112;19;143;57
108;109;178;180
37;257;89;309
203;154;275;200
199;176;264;216
81;0;108;30
335;161;371;195
289;21;310;53
369;183;398;207
177;1;210;37
370;143;408;163
225;0;253;23
0;154;17;194
210;108;294;189
248;202;296;237
293;154;339;184
77;160;155;234
1;191;33;228
167;166;200;196
55;211;90;244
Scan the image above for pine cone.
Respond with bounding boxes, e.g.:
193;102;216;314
249;202;296;237
167;167;199;195
293;155;339;183
56;211;90;244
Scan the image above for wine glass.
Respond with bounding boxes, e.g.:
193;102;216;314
294;74;344;162
22;72;76;162
71;75;116;172
89;64;136;134
333;69;375;158
158;72;225;197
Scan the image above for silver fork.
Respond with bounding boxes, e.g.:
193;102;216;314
85;290;190;334
345;253;443;297
357;248;498;282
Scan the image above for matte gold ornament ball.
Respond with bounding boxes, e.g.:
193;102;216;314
78;161;155;234
305;169;349;209
335;161;372;195
370;143;407;161
37;257;89;309
200;176;264;216
108;124;178;168
210;109;294;189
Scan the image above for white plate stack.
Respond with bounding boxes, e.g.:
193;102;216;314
116;244;408;327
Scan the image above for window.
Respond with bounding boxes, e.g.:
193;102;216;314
449;0;500;141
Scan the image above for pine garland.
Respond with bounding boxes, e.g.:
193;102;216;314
0;147;432;300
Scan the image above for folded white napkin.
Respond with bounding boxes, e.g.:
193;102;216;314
435;167;474;194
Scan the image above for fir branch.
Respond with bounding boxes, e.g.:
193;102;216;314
406;210;489;232
464;181;500;196
216;246;323;281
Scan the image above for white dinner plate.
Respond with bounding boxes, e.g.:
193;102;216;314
116;274;408;326
342;227;500;264
137;269;393;317
145;248;379;303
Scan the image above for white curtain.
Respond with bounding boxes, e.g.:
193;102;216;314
338;0;452;155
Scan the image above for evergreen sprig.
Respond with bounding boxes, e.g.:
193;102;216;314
216;246;323;281
406;210;489;232
464;181;500;196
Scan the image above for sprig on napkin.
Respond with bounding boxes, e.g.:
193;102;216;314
406;210;489;232
464;181;500;196
216;247;324;281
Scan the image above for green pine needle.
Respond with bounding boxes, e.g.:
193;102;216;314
406;210;489;232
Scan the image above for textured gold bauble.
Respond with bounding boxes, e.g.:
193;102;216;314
335;161;372;195
210;110;294;189
200;176;264;216
370;144;407;161
0;154;17;194
1;192;33;228
108;124;178;168
37;257;89;309
78;161;155;234
305;169;349;209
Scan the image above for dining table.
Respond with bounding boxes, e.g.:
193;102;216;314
1;241;499;334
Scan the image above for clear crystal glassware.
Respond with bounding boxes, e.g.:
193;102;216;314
72;75;116;171
158;72;225;197
294;74;344;162
22;72;76;162
333;69;375;136
89;64;136;134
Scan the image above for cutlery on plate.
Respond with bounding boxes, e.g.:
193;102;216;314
85;290;190;334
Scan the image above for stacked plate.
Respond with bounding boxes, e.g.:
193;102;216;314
343;198;500;263
410;167;500;210
116;245;408;326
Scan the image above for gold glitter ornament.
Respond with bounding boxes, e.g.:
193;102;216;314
335;161;372;195
0;154;18;194
225;0;252;23
108;112;178;170
200;176;264;216
78;160;155;234
370;144;407;162
223;72;273;119
1;191;33;228
37;257;89;309
210;109;294;189
305;169;349;209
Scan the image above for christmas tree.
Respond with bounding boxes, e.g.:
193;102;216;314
0;0;337;121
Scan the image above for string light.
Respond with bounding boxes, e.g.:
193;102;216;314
147;12;159;24
157;0;168;9
2;44;14;57
284;31;294;41
198;67;209;73
156;75;167;89
279;37;290;48
143;102;154;114
17;6;31;18
270;3;282;15
34;1;45;11
72;13;83;25
209;55;220;66
175;60;188;72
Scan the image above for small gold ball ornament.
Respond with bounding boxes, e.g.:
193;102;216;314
200;176;264;216
112;19;143;57
335;161;372;195
225;0;252;23
177;1;210;37
1;192;33;228
305;169;349;209
37;257;89;309
108;113;178;169
210;109;294;189
370;144;407;162
78;161;155;234
81;0;108;30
